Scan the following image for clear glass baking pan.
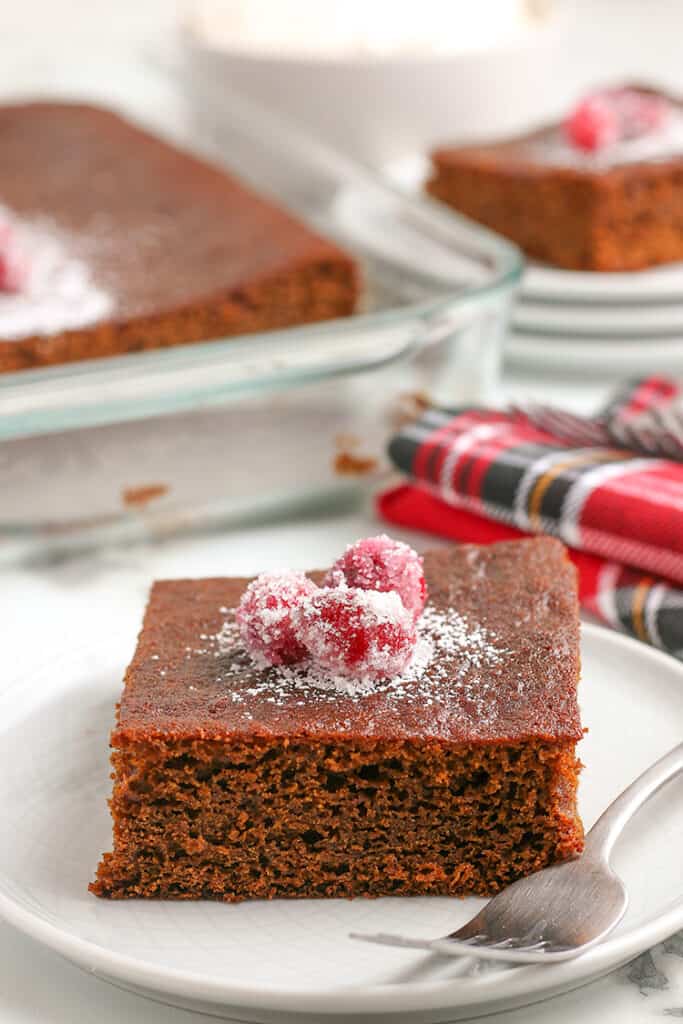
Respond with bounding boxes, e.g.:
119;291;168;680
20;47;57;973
0;59;522;557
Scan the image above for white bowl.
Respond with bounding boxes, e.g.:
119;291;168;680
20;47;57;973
183;8;569;166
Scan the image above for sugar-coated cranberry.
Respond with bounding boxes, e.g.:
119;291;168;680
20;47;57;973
0;224;28;293
325;534;426;622
295;586;416;681
236;571;318;666
564;88;669;152
564;95;620;152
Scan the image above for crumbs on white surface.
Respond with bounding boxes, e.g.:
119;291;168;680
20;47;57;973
0;206;113;340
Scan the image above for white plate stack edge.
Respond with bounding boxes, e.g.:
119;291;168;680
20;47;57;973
385;153;683;377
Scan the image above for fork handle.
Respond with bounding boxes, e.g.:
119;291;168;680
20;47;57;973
584;741;683;862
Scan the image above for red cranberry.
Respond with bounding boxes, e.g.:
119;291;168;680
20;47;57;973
0;224;28;293
236;571;318;666
295;586;416;681
324;534;426;623
564;95;620;152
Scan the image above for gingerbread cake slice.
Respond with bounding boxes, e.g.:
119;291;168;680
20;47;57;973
0;102;359;372
91;538;583;902
427;85;683;271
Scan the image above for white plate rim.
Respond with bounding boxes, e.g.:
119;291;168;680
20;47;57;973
513;300;683;336
1;621;682;1017
383;153;683;310
504;330;683;375
522;261;683;304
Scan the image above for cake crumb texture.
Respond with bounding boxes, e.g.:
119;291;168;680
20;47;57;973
92;736;582;901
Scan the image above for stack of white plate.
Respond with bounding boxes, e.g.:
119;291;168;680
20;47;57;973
386;154;683;378
510;261;683;376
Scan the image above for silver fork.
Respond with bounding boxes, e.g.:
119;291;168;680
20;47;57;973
351;741;683;964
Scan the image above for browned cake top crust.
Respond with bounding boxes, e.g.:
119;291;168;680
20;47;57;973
431;87;683;181
116;538;581;747
0;101;356;334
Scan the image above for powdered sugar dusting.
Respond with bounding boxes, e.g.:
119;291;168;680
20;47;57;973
0;206;113;340
210;598;506;709
528;110;683;171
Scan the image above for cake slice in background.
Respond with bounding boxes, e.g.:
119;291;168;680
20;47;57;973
91;538;584;902
427;85;683;271
0;102;359;373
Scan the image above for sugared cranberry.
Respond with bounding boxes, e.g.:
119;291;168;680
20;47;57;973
236;571;318;666
325;534;426;622
564;88;669;152
295;586;416;681
0;223;28;293
611;87;668;138
564;95;620;152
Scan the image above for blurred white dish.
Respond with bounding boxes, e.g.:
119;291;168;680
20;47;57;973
513;300;683;335
182;1;567;165
511;279;683;373
189;0;538;59
506;330;683;375
384;152;683;376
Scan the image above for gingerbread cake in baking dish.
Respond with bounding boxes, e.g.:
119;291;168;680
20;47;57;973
0;102;359;372
91;538;583;902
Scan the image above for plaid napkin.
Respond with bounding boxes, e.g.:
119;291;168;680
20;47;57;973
380;377;683;660
514;375;683;459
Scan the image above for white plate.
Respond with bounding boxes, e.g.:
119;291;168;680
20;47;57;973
513;299;683;336
522;261;683;304
509;299;683;375
384;154;683;378
383;154;683;307
0;623;682;1023
505;330;683;376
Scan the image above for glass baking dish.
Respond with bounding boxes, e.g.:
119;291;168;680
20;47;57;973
0;60;522;557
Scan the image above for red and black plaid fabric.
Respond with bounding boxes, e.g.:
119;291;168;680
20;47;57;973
514;375;683;458
382;376;683;660
377;488;683;659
